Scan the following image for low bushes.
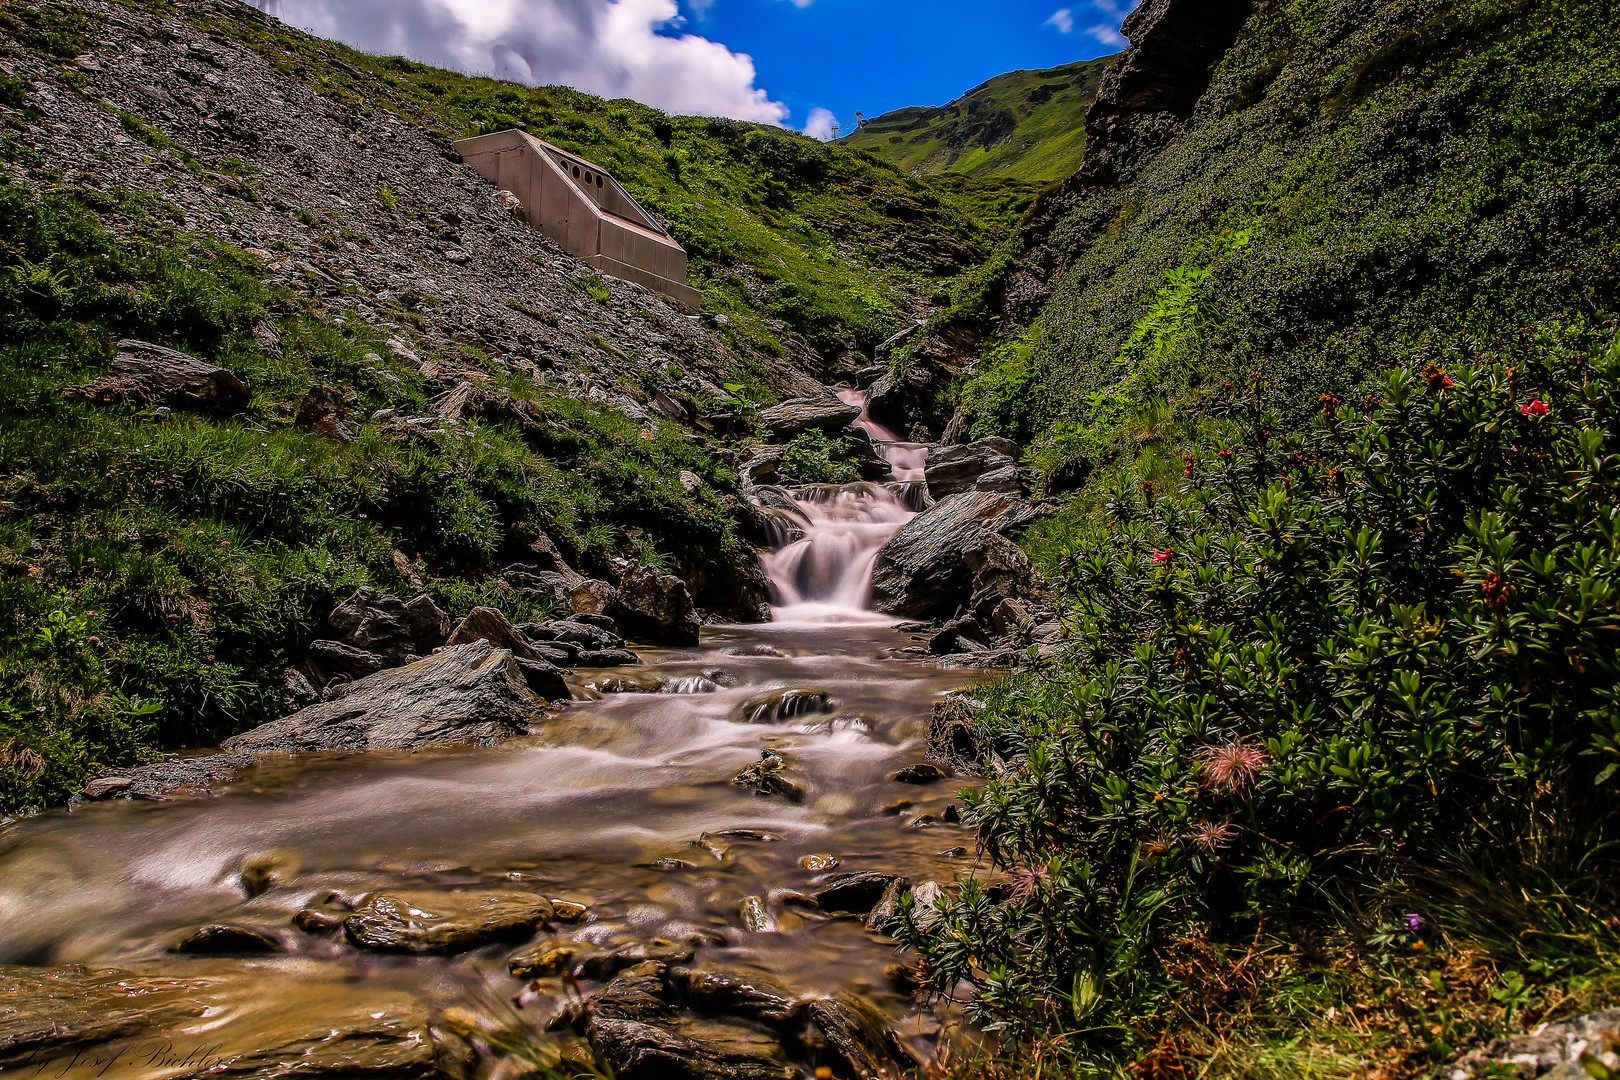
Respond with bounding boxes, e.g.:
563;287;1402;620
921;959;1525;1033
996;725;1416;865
899;322;1620;1061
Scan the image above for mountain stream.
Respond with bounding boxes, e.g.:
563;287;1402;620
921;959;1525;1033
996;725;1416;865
0;395;984;1078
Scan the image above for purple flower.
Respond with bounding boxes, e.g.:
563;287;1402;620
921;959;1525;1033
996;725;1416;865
1404;912;1422;932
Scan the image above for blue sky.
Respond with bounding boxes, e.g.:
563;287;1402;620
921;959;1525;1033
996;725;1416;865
252;0;1128;135
675;0;1126;135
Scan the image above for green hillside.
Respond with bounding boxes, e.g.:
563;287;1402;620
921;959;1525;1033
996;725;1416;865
837;56;1115;182
897;0;1620;1071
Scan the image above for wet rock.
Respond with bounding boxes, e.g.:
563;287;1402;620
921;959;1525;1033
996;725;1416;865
514;656;572;701
327;587;450;665
550;899;589;921
811;872;903;915
674;966;803;1026
579;648;641;667
0;965;206;1069
806;993;919;1079
927;616;992;655
172;923;285;954
924;439;1020;500
82;776;132;798
573;612;619;632
587;1014;796;1080
223;641;548;753
509;942;584;979
612;564;701;645
309;639;390;679
864;877;910;935
893;763;950;784
63;339;250;415
737;687;834;724
756;396;862;440
589;966;677;1023
580;939;696;980
294;907;346;934
239;849;300;896
738;895;777;933
800;854;840;872
344;888;553;954
870;491;1040;619
570;578;620;616
294;385;356;441
730;750;805;803
81;753;259;800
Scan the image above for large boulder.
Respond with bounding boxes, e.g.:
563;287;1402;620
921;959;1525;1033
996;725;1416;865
924;439;1021;500
612;564;701;645
870;491;1040;619
222;640;551;753
326;587;449;665
62;339;250;414
756;396;861;441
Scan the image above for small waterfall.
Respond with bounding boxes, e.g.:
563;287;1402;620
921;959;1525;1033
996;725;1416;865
761;391;927;625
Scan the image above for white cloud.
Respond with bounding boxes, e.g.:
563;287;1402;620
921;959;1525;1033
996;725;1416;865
1043;7;1075;33
779;0;814;7
801;107;839;141
247;0;789;124
1084;22;1127;46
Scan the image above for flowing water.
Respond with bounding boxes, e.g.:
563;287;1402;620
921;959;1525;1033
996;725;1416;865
0;394;980;1078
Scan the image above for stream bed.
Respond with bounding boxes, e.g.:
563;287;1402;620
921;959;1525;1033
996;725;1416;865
0;406;987;1079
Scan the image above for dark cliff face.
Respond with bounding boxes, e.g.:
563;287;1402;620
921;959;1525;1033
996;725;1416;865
1080;0;1257;184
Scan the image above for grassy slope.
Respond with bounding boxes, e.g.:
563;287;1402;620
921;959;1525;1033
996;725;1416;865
956;0;1619;491
0;0;1018;813
838;57;1114;182
194;8;1020;372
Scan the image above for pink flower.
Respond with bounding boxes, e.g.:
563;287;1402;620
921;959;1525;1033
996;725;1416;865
86;636;101;647
1007;863;1050;902
1153;550;1174;563
1519;399;1549;417
1198;739;1270;793
1190;821;1237;851
1441;376;1454;388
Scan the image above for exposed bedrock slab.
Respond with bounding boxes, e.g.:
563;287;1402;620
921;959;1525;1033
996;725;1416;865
223;640;549;753
870;490;1040;619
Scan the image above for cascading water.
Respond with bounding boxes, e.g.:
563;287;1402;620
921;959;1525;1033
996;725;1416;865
761;391;929;624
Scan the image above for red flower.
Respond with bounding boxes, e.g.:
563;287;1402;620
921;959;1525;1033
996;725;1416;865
1152;550;1174;563
1519;399;1549;417
1198;740;1270;793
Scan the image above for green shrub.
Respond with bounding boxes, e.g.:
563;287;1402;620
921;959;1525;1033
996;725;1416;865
777;430;860;485
898;323;1620;1052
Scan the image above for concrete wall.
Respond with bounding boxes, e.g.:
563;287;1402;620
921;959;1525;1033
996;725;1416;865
453;130;701;311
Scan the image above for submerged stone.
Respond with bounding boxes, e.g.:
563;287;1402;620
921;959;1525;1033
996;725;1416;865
343;889;553;954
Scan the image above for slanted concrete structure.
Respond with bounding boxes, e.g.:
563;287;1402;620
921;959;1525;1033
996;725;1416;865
454;129;702;310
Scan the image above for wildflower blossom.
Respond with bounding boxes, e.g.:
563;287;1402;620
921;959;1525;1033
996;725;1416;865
1190;821;1237;851
1404;912;1422;932
1519;399;1549;417
1007;863;1050;902
1152;550;1173;563
1198;739;1270;792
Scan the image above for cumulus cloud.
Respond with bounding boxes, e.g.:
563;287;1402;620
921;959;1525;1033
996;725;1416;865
247;0;789;124
801;107;839;141
1043;7;1075;33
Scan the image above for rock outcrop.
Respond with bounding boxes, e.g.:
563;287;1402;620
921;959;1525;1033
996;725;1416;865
223;640;551;753
924;438;1023;499
756;396;862;440
62;339;250;414
870;490;1040;618
613;563;702;645
323;587;450;666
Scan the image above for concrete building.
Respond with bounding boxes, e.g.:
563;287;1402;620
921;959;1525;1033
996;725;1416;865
453;129;702;310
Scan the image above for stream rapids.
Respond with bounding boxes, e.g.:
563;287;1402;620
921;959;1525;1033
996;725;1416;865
0;397;984;1078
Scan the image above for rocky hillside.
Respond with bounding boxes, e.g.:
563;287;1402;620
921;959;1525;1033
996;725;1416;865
838;56;1115;182
0;0;1013;811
